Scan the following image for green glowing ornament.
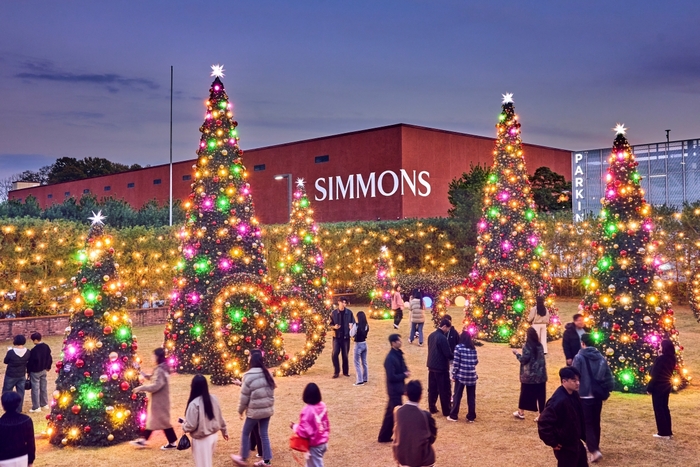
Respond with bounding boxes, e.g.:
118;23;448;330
513;300;525;313
605;223;617;235
190;324;203;337
292;264;303;273
619;369;634;385
598;256;611;269
591;330;603;344
524;209;535;221
216;196;230;211
498;326;510;337
117;326;131;342
488;173;498;183
208;140;216;149
83;287;98;304
488;207;499;218
300;198;309;208
304;235;312;243
278;321;288;331
76;250;88;262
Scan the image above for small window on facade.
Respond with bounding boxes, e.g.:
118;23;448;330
17;198;22;202
182;175;192;181
47;194;53;199
153;179;162;185
64;191;70;197
254;164;266;171
104;186;111;191
127;182;135;188
83;189;90;194
315;155;330;163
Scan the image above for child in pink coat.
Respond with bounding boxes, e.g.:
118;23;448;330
291;383;329;467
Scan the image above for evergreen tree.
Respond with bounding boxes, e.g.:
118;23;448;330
369;246;395;319
47;212;146;446
464;94;560;345
164;66;282;383
581;125;689;393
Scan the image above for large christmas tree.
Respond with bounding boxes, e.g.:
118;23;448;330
164;65;282;383
581;125;689;393
463;94;559;345
274;178;330;375
48;212;146;446
369;246;395;319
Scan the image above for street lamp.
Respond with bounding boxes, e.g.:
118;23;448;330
274;174;293;221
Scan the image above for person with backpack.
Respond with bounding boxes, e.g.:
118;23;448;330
647;339;677;440
181;375;228;467
447;331;478;423
527;296;550;354
2;335;30;413
231;350;276;467
512;327;547;421
352;311;369;386
572;334;614;463
290;383;330;467
408;291;425;346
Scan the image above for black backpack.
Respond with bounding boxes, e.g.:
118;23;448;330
584;357;610;401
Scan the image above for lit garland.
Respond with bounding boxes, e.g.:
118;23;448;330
580;125;690;393
461;94;561;346
368;246;395;319
47;213;146;446
690;267;700;322
164;67;274;379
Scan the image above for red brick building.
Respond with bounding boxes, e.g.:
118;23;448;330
8;124;571;224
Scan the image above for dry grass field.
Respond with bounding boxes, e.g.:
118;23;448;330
2;299;700;467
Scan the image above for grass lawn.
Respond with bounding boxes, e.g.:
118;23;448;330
2;299;699;466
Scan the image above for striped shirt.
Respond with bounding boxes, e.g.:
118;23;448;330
452;344;478;386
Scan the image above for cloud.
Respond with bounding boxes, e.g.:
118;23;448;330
15;60;160;92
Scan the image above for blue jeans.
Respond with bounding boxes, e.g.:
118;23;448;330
353;342;368;384
409;322;424;344
2;375;26;412
30;370;48;410
240;417;271;461
307;443;327;467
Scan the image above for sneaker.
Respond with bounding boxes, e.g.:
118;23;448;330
393;324;399;329
42;405;50;410
161;443;177;450
129;439;147;448
467;420;475;423
446;416;458;422
343;374;350;377
512;411;525;420
231;454;247;466
653;434;672;439
418;343;423;347
332;374;339;379
29;408;42;413
353;382;365;386
253;461;271;466
534;416;539;422
590;451;603;463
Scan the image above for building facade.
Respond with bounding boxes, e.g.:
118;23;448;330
572;138;700;221
10;124;571;224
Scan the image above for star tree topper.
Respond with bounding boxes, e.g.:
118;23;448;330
296;178;306;188
211;64;225;78
501;92;514;104
613;123;627;135
88;210;106;225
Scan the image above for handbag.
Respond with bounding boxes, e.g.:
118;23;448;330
584;357;610;401
349;322;357;338
289;432;309;453
24;377;32;391
177;433;191;450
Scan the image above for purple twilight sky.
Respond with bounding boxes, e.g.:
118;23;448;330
1;1;699;181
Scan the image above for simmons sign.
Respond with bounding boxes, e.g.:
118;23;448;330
314;170;431;201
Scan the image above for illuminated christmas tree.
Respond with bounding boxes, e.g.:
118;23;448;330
273;179;331;375
581;125;689;393
48;212;146;447
369;246;395;319
463;94;560;345
690;268;700;322
164;65;283;383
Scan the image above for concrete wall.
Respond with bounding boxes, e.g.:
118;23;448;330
0;307;169;341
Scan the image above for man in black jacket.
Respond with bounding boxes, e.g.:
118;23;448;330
538;366;588;467
427;319;453;417
442;314;460;356
27;332;52;413
330;298;356;378
563;314;585;366
378;334;410;443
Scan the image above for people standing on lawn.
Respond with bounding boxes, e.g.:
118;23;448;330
391;285;404;329
528;296;550;355
291;383;330;467
448;331;478;423
572;334;614;463
392;380;437;467
427;319;453;417
231;349;276;467
2;335;31;413
330;297;355;378
537;367;588;467
0;391;35;467
131;348;178;449
563;314;585;365
408;290;425;346
378;334;410;443
181;375;228;467
647;339;677;440
27;332;52;414
353;311;370;386
512;327;547;421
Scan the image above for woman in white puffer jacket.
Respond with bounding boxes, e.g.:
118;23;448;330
408;290;426;346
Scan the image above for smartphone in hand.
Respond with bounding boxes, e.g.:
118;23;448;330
178;417;184;424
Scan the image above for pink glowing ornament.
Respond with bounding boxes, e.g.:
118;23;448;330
202;198;213;211
168;357;177;368
219;258;231;270
200;141;206;147
183;247;195;259
294;191;302;199
315;255;323;264
67;345;77;357
378;270;387;278
606;189;616;198
290;236;299;245
498;192;510;202
643;222;653;232
139;412;147;423
110;362;121;372
478;221;487;231
528;236;538;246
291;323;299;332
492;291;503;302
188;293;200;304
467;326;477;336
501;241;512;252
238;224;248;234
170;291;179;300
242;188;250;195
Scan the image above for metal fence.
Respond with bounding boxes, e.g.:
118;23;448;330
572;138;700;220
